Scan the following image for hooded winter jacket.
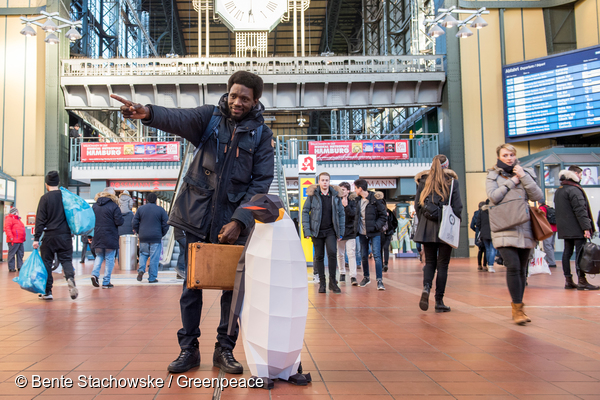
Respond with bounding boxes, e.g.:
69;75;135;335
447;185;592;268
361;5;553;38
413;169;463;243
143;95;274;244
342;193;358;240
555;169;595;239
354;191;387;238
301;185;345;238
486;164;543;249
92;191;124;250
4;214;26;243
119;193;134;214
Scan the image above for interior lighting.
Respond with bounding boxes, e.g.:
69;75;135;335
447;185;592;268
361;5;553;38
440;14;458;28
456;25;473;38
427;24;445;38
20;24;36;37
65;26;82;41
41;18;59;32
470;16;488;29
44;32;60;44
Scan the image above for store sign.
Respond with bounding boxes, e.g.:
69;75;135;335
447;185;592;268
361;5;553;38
366;179;397;189
109;180;177;191
308;140;409;161
298;154;317;174
81;142;180;162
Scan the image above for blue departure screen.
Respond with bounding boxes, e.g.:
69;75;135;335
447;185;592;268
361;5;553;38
502;45;600;140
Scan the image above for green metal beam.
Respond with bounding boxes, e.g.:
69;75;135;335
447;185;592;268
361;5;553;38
459;0;577;9
0;6;45;15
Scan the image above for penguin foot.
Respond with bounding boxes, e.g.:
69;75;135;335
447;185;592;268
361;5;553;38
286;373;312;386
251;376;274;390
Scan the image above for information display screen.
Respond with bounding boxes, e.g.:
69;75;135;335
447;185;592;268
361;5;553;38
503;45;600;141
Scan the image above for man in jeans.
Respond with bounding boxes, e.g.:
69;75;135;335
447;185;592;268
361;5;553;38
133;192;169;283
555;165;598;290
354;179;387;290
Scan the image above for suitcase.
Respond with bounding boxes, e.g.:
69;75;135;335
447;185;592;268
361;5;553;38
186;242;245;290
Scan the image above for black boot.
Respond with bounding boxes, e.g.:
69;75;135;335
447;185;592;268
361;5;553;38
419;284;431;311
319;281;326;293
564;276;577;289
577;275;600;291
213;344;243;374
167;347;200;373
329;280;341;294
434;297;451;313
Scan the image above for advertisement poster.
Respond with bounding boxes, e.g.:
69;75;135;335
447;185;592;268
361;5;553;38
580;167;598;186
299;177;315;262
81;142;180;162
308;140;409;161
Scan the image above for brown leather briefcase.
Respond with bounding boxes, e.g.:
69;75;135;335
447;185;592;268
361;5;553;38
186;243;244;290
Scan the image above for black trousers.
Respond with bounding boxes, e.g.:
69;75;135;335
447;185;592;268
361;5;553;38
422;242;453;299
381;233;393;265
562;238;586;278
177;231;238;351
477;244;487;266
40;234;75;295
312;234;338;283
498;247;531;304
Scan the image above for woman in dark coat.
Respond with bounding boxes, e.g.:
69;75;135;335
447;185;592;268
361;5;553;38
91;188;124;288
414;154;462;313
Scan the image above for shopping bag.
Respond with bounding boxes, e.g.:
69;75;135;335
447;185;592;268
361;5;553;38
60;187;95;235
528;246;551;276
438;179;460;249
13;249;48;294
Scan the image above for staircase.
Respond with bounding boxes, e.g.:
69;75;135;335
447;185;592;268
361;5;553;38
268;141;290;213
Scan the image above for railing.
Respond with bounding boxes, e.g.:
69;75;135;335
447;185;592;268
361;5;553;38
69;136;188;165
277;134;439;167
61;55;444;77
274;138;290;213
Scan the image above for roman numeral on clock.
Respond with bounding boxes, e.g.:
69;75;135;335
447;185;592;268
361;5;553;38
266;1;277;12
234;9;244;21
225;1;235;12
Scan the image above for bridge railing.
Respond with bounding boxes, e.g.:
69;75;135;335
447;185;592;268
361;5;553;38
62;55;444;77
277;134;439;168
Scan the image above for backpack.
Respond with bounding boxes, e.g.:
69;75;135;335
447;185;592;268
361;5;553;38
194;106;264;156
545;206;556;225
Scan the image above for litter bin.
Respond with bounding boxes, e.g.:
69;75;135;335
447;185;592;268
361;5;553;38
119;235;138;271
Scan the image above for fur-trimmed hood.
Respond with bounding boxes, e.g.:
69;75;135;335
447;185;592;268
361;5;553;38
559;169;580;183
347;190;384;201
305;184;343;197
414;168;459;184
95;191;119;204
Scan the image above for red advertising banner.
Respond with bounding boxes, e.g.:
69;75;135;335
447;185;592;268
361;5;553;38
109;180;177;191
81;142;180;162
308;140;409;161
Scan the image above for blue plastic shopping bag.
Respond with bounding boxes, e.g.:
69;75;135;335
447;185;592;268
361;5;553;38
13;249;48;294
60;187;95;235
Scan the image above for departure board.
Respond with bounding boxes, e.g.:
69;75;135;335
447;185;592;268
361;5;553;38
503;45;600;141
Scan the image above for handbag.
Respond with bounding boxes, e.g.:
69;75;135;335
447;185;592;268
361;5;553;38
530;205;553;241
438;179;460;249
578;240;600;275
488;198;530;233
528;246;551;276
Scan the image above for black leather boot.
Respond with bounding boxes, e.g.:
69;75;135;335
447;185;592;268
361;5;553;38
577;275;600;291
329;280;341;294
319;281;326;293
167;347;200;373
419;284;431;311
434;297;451;313
213;344;243;374
564;276;577;289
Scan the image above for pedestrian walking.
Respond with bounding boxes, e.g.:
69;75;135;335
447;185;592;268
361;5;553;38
133;192;169;283
4;207;25;272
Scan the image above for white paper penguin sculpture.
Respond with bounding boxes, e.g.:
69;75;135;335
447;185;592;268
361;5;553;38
228;194;310;389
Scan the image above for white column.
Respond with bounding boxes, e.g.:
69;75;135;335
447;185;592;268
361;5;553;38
293;0;298;57
198;8;202;56
205;0;210;57
300;0;305;57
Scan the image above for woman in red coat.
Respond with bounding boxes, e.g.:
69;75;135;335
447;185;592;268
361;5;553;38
4;207;26;272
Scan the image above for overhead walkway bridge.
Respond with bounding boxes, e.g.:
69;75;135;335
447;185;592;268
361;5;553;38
60;55;446;111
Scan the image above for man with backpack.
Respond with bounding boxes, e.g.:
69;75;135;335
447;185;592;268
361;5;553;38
112;71;274;376
539;202;557;268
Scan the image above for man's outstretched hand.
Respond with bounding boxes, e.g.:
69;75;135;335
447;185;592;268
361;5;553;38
111;94;150;120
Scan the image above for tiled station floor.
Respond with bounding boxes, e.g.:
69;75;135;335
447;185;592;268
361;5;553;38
2;256;600;400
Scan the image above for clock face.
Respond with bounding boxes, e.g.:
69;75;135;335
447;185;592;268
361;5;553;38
215;0;288;32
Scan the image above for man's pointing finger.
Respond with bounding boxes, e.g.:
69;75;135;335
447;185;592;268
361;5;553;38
110;94;132;106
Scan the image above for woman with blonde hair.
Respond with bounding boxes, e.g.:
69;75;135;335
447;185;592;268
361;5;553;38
486;143;543;325
414;154;462;312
